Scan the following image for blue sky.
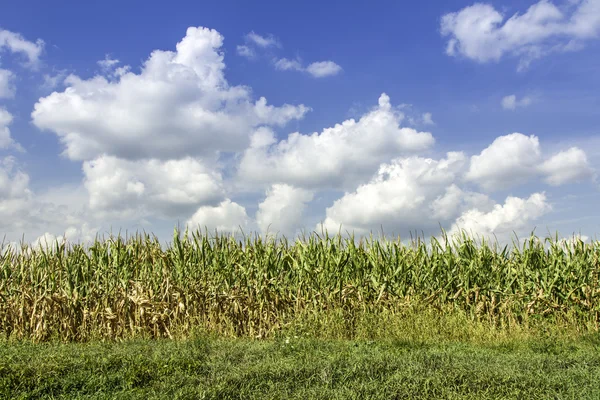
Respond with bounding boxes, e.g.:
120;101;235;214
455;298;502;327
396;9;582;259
1;0;599;246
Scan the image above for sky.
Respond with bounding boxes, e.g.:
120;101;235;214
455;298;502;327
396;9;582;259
0;0;599;247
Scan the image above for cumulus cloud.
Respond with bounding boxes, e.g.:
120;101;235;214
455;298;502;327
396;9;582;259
0;157;94;242
430;184;495;221
501;94;532;110
238;93;435;189
83;155;224;218
256;184;314;236
0;69;15;98
0;156;31;219
31;232;66;250
320;152;471;235
315;130;592;240
0;28;44;68
466;133;542;190
441;0;600;70
448;192;552;240
32;27;309;161
186;199;250;233
30;223;99;250
0;108;22;151
539;147;596;185
466;133;595;191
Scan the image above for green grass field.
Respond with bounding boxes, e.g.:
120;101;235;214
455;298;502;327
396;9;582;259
1;229;599;398
3;335;600;399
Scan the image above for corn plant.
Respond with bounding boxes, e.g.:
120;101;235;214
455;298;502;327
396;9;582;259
0;228;598;342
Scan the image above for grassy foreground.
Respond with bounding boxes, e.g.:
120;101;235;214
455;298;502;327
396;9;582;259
3;335;600;399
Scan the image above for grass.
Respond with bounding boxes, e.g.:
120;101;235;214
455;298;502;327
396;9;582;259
2;335;600;399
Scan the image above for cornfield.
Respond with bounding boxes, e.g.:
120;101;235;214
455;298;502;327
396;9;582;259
1;229;599;342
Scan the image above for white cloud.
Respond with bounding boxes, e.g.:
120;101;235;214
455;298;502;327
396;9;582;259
273;58;342;78
0;156;31;217
245;31;280;48
256;184;314;236
30;223;99;250
238;31;342;78
0;69;15;98
236;45;256;59
0;28;44;68
32;27;309;161
320;152;470;235
430;184;495;221
31;232;66;251
238;93;435;190
274;57;304;71
441;0;600;70
83;155;224;218
466;133;595;191
97;54;120;70
0;157;92;241
186;199;250;233
466;133;542;190
41;70;68;91
501;94;532;110
305;61;342;78
539;147;596;185
422;112;435;125
448;192;552;240
0;108;23;151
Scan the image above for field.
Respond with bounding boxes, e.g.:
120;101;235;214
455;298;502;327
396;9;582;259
3;337;600;399
1;229;599;398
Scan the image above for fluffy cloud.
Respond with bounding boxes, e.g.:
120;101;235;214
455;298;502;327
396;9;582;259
539;147;596;185
0;28;44;68
0;156;31;221
501;94;532;110
30;223;99;250
32;27;309;161
448;193;551;240
320;152;470;235
441;0;600;70
238;93;435;189
256;184;314;236
0;108;22;151
466;133;542;190
466;133;595;191
0;157;93;242
83;155;224;218
186;199;250;233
